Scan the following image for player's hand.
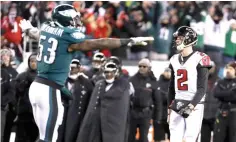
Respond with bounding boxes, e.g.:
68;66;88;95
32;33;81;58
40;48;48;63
19;19;34;37
178;104;194;118
19;19;33;32
128;37;154;47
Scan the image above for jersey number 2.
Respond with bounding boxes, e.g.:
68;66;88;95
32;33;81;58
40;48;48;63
177;69;188;90
37;35;58;64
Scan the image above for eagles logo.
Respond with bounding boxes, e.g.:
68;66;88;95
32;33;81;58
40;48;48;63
71;32;85;39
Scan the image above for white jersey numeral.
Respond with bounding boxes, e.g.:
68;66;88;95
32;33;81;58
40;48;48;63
37;35;58;64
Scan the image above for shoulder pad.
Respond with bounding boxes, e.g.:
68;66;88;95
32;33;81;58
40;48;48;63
198;52;212;68
70;31;85;39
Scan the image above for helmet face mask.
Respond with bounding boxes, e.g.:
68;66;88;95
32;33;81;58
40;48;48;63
92;53;105;69
173;26;198;51
103;62;119;83
73;14;83;27
70;59;81;75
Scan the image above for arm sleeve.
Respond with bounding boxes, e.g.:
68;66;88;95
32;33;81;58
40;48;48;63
167;64;175;107
64;30;89;44
190;65;209;106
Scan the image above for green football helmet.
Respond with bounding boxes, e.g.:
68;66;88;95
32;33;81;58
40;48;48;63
52;4;81;27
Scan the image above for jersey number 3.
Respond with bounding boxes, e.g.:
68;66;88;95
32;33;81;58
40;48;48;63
37;35;58;64
177;69;188;90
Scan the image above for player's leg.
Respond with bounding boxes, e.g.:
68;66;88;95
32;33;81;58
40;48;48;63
29;82;64;142
39;88;64;142
184;104;204;142
29;82;40;129
29;82;48;141
169;110;185;142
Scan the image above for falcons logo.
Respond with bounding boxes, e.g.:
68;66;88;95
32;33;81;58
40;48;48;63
201;56;210;66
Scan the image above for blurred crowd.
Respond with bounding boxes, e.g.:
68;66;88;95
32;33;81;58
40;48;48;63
1;1;236;68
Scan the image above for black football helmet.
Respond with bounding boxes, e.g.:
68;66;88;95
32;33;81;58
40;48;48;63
52;4;82;27
92;52;106;69
107;56;122;69
173;26;198;50
70;59;81;68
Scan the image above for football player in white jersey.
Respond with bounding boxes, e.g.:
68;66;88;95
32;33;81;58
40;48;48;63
167;26;212;142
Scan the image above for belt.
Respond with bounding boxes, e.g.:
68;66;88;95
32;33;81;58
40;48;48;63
34;76;63;90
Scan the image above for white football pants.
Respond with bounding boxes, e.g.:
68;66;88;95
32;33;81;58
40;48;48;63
29;82;64;142
169;104;204;142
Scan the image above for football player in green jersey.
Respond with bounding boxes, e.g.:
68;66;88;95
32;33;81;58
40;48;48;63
19;4;153;142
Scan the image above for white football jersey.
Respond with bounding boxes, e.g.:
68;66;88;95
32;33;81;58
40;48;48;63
170;51;210;101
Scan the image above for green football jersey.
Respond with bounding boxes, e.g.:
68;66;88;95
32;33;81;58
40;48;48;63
36;22;86;86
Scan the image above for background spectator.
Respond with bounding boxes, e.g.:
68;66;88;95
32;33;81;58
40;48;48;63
223;17;236;64
1;1;235;65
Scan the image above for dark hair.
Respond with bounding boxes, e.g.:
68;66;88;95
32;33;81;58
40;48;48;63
214;6;223;17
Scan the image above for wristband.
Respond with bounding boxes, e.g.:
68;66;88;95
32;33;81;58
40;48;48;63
120;39;132;47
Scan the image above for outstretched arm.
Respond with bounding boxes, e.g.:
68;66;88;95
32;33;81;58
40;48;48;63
19;19;153;51
68;36;154;52
68;38;131;52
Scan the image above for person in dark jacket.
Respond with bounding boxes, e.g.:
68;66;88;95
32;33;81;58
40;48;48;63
1;67;13;141
1;49;18;142
77;61;131;142
213;61;236;142
106;56;133;142
64;59;94;142
129;58;162;142
125;7;151;60
14;53;39;142
153;68;171;142
85;52;106;84
201;61;219;142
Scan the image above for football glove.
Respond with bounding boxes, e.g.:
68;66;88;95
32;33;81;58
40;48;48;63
19;19;38;37
178;104;194;118
128;37;154;47
19;19;33;32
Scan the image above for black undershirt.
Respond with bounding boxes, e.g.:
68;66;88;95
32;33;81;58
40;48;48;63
168;52;209;107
